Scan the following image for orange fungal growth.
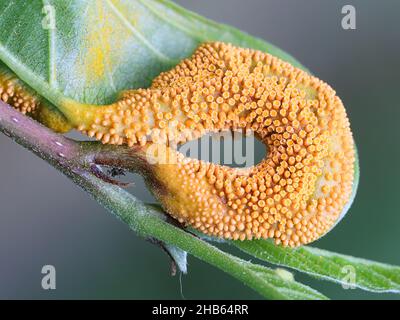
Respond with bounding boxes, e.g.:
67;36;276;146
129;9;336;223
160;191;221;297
0;64;72;133
57;43;357;246
0;68;40;115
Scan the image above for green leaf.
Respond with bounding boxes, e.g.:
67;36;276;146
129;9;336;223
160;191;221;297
234;240;400;293
0;0;304;107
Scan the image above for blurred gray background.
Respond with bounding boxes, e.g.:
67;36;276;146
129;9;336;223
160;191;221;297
1;0;399;299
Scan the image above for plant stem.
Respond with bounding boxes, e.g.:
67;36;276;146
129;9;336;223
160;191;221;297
0;101;80;168
0;100;327;300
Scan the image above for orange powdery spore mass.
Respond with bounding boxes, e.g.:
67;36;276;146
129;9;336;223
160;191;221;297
70;42;355;246
0;71;40;115
0;67;72;133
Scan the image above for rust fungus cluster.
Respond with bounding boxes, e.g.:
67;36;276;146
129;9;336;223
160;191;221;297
0;71;39;115
75;42;355;246
2;42;356;246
